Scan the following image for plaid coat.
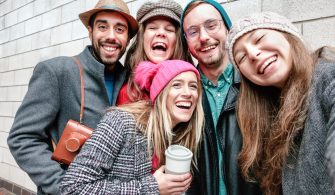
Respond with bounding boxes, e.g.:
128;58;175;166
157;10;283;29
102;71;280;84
61;109;159;194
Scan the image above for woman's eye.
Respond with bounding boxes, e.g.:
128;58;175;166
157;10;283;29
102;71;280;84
255;35;264;43
190;84;198;90
146;25;157;30
172;83;181;88
237;55;246;64
166;27;176;33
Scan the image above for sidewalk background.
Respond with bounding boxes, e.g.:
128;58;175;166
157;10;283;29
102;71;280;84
0;0;334;193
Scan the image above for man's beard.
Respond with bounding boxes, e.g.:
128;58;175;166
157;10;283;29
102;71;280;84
199;51;223;69
92;40;126;69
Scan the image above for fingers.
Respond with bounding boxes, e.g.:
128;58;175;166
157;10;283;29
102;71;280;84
155;171;193;195
153;165;165;177
167;172;192;182
165;173;192;191
157;165;165;172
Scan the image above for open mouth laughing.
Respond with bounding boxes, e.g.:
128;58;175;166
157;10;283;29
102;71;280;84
152;42;167;52
176;101;192;109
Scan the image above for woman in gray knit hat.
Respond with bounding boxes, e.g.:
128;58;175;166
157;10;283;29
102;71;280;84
117;0;193;105
226;11;335;195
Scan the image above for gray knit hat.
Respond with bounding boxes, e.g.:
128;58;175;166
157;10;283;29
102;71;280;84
136;0;183;24
226;11;302;67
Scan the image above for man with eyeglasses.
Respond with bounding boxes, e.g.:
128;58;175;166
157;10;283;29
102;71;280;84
181;1;261;195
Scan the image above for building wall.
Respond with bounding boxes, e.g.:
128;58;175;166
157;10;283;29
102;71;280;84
0;0;334;193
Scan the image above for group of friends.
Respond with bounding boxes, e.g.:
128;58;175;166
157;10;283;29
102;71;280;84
7;0;335;194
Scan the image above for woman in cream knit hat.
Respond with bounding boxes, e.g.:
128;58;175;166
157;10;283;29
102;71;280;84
226;11;335;195
117;0;193;105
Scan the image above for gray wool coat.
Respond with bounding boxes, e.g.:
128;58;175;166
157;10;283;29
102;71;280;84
7;46;127;195
283;58;335;194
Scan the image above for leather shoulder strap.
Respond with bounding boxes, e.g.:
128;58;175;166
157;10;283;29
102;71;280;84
72;56;85;124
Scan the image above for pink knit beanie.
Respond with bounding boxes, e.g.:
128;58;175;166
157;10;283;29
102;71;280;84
134;60;200;102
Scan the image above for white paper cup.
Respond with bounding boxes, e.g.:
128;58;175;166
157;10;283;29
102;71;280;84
165;145;193;175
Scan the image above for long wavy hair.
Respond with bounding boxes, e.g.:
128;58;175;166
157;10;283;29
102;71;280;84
116;77;204;168
236;33;321;195
124;20;194;102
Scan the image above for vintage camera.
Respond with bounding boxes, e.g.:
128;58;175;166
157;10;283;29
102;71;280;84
51;120;92;165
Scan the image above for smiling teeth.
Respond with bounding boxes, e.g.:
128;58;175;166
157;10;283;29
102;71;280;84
176;102;191;108
104;46;116;52
153;42;167;48
200;45;216;52
259;56;277;74
263;56;277;67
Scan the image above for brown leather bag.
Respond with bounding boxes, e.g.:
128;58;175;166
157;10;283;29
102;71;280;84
51;57;93;165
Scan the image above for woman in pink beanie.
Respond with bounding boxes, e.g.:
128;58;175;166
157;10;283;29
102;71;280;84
116;0;193;105
226;12;335;195
61;60;204;194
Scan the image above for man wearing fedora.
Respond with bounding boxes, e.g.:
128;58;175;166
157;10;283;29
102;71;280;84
7;0;138;194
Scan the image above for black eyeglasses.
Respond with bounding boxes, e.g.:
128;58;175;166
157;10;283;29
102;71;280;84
184;19;223;41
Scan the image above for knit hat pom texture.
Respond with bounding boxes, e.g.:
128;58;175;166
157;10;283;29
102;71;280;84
134;60;200;102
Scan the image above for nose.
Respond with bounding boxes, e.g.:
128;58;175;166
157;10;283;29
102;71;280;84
181;86;192;97
199;26;210;42
246;44;261;60
106;28;117;41
155;27;167;37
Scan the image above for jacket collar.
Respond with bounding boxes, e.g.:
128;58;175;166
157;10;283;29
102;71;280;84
200;65;241;124
78;46;126;77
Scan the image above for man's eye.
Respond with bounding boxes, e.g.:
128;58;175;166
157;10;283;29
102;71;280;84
187;28;198;37
98;25;108;31
115;26;126;33
205;22;217;30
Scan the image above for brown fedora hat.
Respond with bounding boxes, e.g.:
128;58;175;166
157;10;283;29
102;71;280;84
79;0;139;38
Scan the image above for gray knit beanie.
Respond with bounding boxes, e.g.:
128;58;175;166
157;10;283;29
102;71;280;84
136;0;183;24
226;11;303;67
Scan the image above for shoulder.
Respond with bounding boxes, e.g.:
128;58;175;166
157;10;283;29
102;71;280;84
33;56;77;77
311;59;335;106
313;59;335;86
92;109;137;141
100;109;136;129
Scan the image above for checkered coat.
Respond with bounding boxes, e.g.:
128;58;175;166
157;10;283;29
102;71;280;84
61;109;159;194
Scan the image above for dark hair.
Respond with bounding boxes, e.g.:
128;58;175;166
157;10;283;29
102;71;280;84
88;11;131;37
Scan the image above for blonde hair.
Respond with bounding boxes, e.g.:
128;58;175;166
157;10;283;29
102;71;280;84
116;77;204;168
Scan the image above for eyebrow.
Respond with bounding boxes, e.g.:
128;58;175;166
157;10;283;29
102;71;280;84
173;78;197;82
95;19;128;28
186;18;219;29
95;19;108;24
